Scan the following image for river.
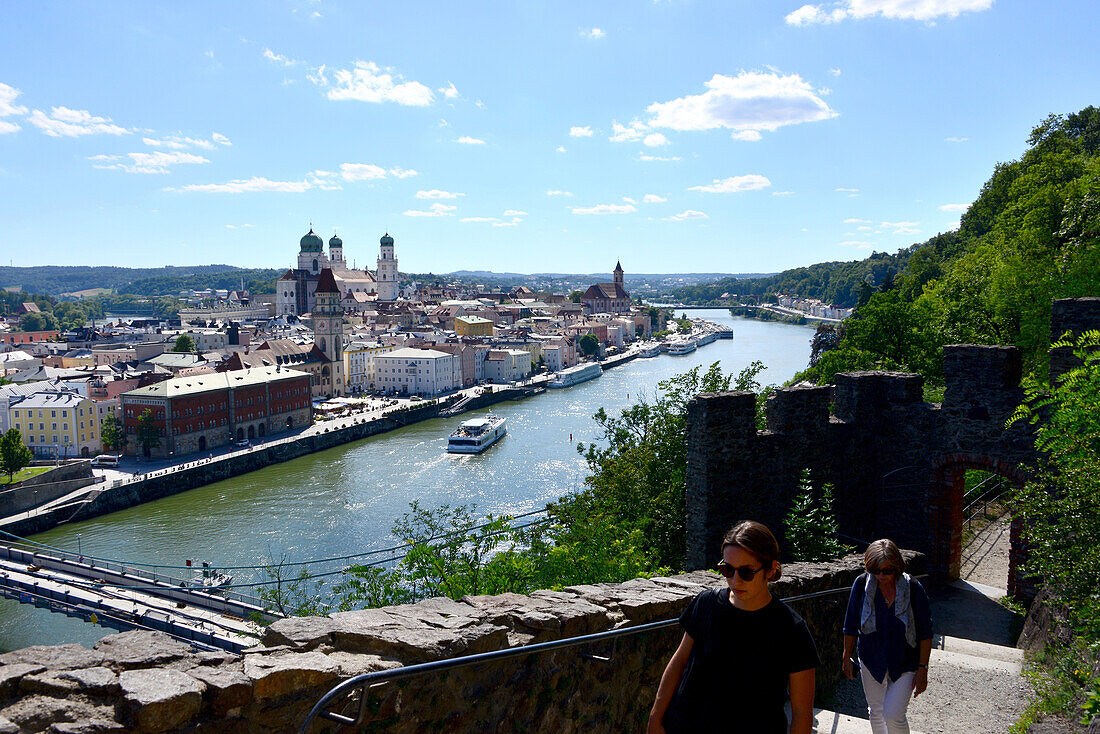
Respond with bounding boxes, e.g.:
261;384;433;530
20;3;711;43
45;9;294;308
0;311;815;651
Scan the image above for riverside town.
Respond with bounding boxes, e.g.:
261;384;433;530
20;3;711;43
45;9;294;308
1;3;1099;733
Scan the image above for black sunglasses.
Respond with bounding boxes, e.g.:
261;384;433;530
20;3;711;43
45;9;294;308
717;561;767;582
872;567;898;576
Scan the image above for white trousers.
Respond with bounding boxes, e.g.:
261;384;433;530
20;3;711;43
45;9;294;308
860;665;915;734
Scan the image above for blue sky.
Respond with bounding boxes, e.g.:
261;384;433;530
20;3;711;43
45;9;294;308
1;1;1097;275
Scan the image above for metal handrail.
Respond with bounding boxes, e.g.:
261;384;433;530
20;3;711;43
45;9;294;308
298;583;857;732
964;481;1012;530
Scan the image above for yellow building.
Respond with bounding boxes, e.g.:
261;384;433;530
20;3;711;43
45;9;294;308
9;389;101;459
455;315;494;337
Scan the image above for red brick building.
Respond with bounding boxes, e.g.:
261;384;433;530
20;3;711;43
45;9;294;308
120;366;311;457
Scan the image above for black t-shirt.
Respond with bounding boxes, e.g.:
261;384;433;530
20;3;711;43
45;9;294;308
663;588;820;734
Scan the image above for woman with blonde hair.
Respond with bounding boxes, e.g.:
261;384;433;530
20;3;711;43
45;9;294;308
648;521;819;734
842;539;933;734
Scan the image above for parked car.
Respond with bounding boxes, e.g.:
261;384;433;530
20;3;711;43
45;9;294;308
235;438;250;448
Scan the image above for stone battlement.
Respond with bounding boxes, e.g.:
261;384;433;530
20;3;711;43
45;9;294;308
0;555;914;733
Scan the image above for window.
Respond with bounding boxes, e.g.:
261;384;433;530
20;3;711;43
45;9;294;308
51;410;56;418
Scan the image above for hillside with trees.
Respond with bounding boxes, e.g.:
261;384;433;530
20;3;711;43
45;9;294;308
783;107;1100;386
0;264;279;297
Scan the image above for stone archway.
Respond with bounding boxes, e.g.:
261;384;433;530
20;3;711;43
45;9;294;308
199;435;207;451
258;423;266;438
248;425;256;440
237;427;244;441
930;453;1028;594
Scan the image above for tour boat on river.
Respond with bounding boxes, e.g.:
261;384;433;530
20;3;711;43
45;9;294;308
638;342;661;358
446;415;508;454
668;339;697;355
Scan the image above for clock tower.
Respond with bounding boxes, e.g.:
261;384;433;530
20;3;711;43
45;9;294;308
312;268;344;397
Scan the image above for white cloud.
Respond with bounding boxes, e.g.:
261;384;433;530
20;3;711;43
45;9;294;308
416;189;464;199
389;167;418;178
610;120;647;143
637;154;681;162
502;209;527;216
338;163;387;181
439;82;460;99
731;130;762;142
786;0;992;25
170;177;315;193
90;150;208;174
570;126;594;137
262;48;297;66
493;219;521;227
772;190;794;196
546;189;573;196
28;107;130;137
843;217;870;223
455;136;485;145
622;197;637;205
881;220;921;234
829;68;842;76
212;133;231;146
643;194;667;203
404;203;457;217
939;203;968;212
581;27;606;40
644;71;836;139
572;203;637;215
0;120;19;134
945;136;968;143
460;217;499;223
643;132;669;147
556;145;567;153
857;225;873;231
688;175;770;193
0;83;28;118
663;210;708;221
225;223;255;229
143;134;216;150
835;187;859;192
311;61;434;106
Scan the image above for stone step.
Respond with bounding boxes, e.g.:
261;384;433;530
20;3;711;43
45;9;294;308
933;633;1024;665
949;578;1007;601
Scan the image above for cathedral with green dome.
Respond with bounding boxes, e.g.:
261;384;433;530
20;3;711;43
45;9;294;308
276;228;400;317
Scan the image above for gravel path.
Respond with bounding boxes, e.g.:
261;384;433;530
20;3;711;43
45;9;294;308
823;516;1031;734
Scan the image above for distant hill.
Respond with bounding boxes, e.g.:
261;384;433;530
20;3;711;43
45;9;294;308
0;265;280;297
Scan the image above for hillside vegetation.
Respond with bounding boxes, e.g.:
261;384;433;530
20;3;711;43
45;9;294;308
782;107;1100;385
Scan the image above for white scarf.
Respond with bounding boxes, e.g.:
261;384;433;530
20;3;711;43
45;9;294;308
860;571;916;648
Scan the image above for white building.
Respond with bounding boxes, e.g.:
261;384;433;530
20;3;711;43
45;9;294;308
483;349;532;384
373;348;460;397
277;230;390;317
344;341;396;393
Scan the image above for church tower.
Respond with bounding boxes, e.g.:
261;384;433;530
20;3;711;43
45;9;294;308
313;268;345;396
376;232;399;301
328;233;344;265
613;260;624;289
298;228;326;274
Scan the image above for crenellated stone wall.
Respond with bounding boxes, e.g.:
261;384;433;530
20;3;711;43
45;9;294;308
0;555;924;733
685;297;1100;598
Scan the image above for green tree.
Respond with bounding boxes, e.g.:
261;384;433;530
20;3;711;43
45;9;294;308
784;469;851;562
172;334;196;353
135;409;161;456
18;311;59;332
1009;330;1100;635
0;429;34;482
676;317;692;334
579;333;600;358
100;414;125;453
569;290;584;303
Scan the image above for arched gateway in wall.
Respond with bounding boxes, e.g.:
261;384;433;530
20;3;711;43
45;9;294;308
684;298;1100;599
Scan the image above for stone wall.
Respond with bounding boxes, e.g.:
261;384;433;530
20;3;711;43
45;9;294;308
685;297;1100;598
0;555;922;733
0;462;97;517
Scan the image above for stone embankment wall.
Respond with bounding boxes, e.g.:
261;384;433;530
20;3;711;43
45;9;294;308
0;462;98;518
0;554;923;733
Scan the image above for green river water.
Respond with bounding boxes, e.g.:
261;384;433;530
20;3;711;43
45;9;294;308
0;311;815;651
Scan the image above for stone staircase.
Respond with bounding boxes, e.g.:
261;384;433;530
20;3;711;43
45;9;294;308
809;521;1029;734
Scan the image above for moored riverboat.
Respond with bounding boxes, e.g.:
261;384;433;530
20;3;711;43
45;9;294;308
547;362;603;388
668;339;697;355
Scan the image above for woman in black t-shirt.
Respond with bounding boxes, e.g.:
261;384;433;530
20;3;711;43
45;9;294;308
647;521;819;734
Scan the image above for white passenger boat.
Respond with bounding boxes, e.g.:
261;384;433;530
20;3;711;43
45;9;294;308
695;331;718;346
547;362;603;389
668;339;697;355
447;415;507;454
638;342;661;358
715;328;733;339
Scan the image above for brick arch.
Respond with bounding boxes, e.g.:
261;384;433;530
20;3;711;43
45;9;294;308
930;452;1028;594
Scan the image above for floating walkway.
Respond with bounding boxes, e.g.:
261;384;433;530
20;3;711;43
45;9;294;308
0;542;273;653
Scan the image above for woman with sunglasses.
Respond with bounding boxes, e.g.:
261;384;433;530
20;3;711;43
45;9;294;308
841;539;933;734
647;521;819;734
